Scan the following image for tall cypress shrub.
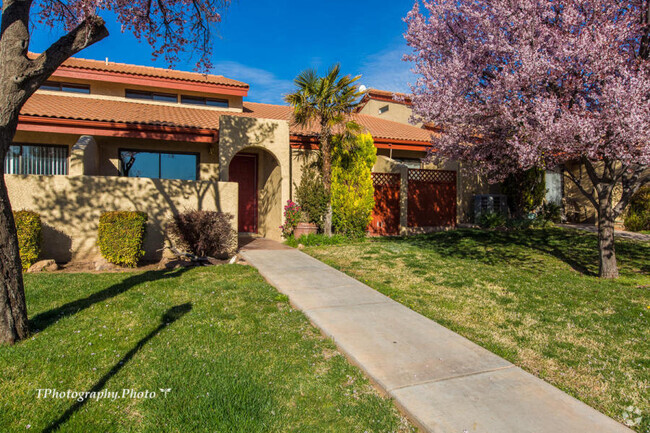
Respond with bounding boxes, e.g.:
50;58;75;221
331;133;377;237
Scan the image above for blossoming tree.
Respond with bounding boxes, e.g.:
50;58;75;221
405;0;650;278
0;0;231;344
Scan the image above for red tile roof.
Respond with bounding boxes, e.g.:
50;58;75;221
357;89;412;110
38;55;249;89
20;93;433;144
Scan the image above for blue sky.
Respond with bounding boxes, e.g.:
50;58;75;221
29;1;417;104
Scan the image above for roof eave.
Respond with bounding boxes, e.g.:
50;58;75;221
52;66;249;97
17;115;219;143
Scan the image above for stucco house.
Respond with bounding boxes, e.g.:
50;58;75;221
7;57;438;262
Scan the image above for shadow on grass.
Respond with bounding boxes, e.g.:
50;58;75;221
30;268;191;333
42;303;192;433
381;228;650;277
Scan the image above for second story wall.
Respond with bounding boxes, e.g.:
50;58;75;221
359;99;421;126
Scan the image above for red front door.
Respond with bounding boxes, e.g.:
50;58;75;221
229;154;258;233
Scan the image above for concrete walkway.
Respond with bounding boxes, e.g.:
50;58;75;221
560;223;650;242
241;245;632;433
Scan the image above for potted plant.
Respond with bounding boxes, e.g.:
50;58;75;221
294;211;318;239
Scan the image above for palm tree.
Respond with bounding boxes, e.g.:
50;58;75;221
285;64;365;236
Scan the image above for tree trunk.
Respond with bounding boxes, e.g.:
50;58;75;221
0;136;29;344
596;199;619;279
323;205;333;237
0;0;109;344
320;129;333;236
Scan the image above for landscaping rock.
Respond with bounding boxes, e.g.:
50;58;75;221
94;257;118;271
297;244;305;250
27;259;59;273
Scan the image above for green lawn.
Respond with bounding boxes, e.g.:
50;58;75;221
0;266;413;433
302;228;650;432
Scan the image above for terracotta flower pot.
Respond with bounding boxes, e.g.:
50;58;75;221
294;222;318;239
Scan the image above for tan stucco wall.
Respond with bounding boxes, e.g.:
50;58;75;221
563;162;598;223
373;154;404;173
258;151;283;238
6;174;238;262
359;100;421;126
290;148;319;197
218;115;290;241
13;131;78;148
70;135;99;176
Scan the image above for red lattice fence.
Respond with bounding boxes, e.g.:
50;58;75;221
369;172;401;235
407;169;456;228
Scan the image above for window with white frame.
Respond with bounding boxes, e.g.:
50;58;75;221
4;144;69;175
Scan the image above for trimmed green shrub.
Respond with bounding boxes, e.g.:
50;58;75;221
167;210;237;258
624;186;650;232
98;211;147;267
477;211;507;229
295;166;329;229
331;133;377;237
503;168;546;217
14;210;41;271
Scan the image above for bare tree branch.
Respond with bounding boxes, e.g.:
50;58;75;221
582;156;603;188
22;15;108;92
613;165;650;217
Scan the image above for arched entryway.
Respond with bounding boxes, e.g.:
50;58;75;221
218;115;290;241
227;148;283;240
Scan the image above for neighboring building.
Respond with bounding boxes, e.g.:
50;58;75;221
358;89;615;224
357;89;499;223
8;58;435;262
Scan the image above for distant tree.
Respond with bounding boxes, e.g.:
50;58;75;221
405;0;650;278
285;65;365;236
0;0;232;344
331;133;377;237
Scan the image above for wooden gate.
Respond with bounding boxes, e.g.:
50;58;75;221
369;172;400;235
407;169;456;228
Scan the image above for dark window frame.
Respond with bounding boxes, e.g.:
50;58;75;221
118;148;200;181
180;95;229;108
125;89;178;103
5;143;70;175
40;81;91;94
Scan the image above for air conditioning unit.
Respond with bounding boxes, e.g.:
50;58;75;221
474;194;508;221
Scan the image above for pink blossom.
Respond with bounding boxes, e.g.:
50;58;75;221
405;0;650;180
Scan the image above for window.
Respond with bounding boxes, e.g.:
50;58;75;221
125;89;178;103
180;95;229;108
119;150;198;180
4;144;68;175
378;105;389;114
393;158;421;169
40;81;90;94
